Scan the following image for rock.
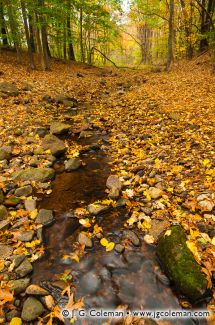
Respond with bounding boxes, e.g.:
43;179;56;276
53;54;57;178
24;199;36;212
8;255;25;268
50;122;71;135
80;272;101;294
115;244;125;253
87;203;110;215
15;258;33;277
64;158;82;171
13;168;55;182
108;187;120;199
35;127;49;138
0;219;10;230
26;284;49;296
15;185;33;197
35;209;54;226
157;226;208;302
0;149;11;160
0;244;13;259
41;134;66;157
148;187;163;199
29;157;40;167
197;194;210;201
4;197;21;207
123;230;140;246
6;310;21;321
11;217;29;229
0;205;8;219
198;199;214;212
21;297;45;321
55;95;77;108
106;175;122;190
41;295;55;310
148;220;170;242
79;131;93;138
8;278;30;295
0;82;19;97
78;232;93;248
0;189;4;203
14;231;34;242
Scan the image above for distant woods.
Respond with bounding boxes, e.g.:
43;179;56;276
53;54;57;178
0;0;214;70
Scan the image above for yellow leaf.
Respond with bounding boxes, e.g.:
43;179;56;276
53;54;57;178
9;318;22;325
164;230;172;237
106;242;115;251
93;224;103;234
186;240;201;263
79;218;91;228
71;253;80;263
211;237;215;246
30;209;38;219
144;190;151;201
100;238;109;247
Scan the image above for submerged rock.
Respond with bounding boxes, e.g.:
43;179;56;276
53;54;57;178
65;158;82;171
78;232;93;248
157;226;208;302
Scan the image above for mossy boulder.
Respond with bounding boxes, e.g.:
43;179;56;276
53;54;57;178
157;226;208;302
13;168;55;182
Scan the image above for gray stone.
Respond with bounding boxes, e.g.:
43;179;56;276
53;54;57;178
80;272;101;294
78;232;93;248
35;127;49;138
65;158;82;171
24;199;36;212
0;149;11;161
0;205;8;219
8;255;25;268
42;134;66;157
13;168;55;182
123;230;140;246
11;217;29;229
15;258;33;277
0;244;13;259
148;187;163;199
106;175;122;190
0;219;10;230
87;203;109;215
0;82;19;97
108;187;120;199
15;231;34;242
6;309;21;321
50;122;71;135
21;297;45;321
15;185;33;197
35;209;54;226
115;244;125;253
8;278;30;295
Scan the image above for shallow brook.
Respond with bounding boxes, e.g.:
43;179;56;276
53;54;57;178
32;133;207;325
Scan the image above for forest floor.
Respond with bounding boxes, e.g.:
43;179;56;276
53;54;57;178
0;50;214;324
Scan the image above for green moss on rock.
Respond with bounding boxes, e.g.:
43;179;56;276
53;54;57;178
157;226;208;302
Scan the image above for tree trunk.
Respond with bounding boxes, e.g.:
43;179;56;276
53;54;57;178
0;0;8;46
166;0;174;71
20;0;35;69
80;5;85;63
28;14;36;52
37;0;49;70
67;0;75;61
199;0;214;51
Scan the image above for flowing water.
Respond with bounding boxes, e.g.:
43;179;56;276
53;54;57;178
32;131;207;325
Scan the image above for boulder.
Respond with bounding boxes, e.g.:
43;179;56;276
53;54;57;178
15;185;33;197
0;82;19;97
157;226;208;302
65;158;82;171
35;209;54;226
50;122;71;135
106;175;122;191
15;258;33;277
26;284;49;296
8;278;30;295
41;134;66;157
21;297;45;321
14;231;34;242
13;168;55;182
24;199;36;212
0;244;13;259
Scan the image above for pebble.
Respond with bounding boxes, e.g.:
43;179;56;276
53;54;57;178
24;199;37;211
114;244;125;253
123;230;140;246
15;185;33;197
78;232;93;248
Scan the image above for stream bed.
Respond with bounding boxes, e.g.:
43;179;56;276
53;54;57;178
32;132;207;325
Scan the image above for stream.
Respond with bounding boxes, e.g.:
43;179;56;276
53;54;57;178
32;130;207;325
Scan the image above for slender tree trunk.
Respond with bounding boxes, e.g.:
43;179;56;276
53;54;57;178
37;0;49;70
67;0;75;60
80;5;85;63
28;14;36;52
0;0;8;46
166;0;174;71
199;0;214;51
20;0;35;69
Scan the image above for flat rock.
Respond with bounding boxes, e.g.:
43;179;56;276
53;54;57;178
148;219;170;242
8;278;30;295
0;244;13;259
26;284;49;296
148;187;163;199
0;219;10;230
35;209;54;226
42;134;66;157
106;175;122;190
65;158;82;171
123;230;140;246
21;297;45;321
41;295;55;310
50;122;71;135
15;258;33;277
13;168;55;182
87;203;110;215
24;199;36;212
78;232;93;248
0;205;8;219
14;231;34;242
0;82;19;97
4;197;21;207
15;185;33;197
9;255;25;268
